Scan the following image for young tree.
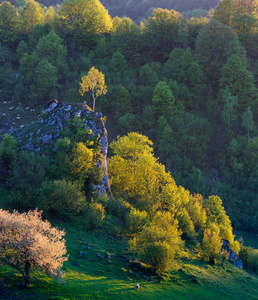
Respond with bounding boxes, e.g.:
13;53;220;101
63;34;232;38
0;209;68;287
242;107;254;142
202;222;222;265
152;81;174;117
79;66;107;111
220;87;238;129
220;54;257;112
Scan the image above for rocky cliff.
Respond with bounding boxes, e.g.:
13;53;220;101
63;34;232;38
12;100;112;197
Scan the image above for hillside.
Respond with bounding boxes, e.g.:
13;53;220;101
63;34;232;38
0;225;258;299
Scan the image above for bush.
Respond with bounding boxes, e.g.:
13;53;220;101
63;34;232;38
40;180;87;219
239;245;258;274
126;208;149;235
130;225;183;279
88;201;105;229
0;209;68;287
202;223;222;265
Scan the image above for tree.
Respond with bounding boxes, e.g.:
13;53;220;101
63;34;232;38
0;134;17;184
141;8;183;62
44;6;56;24
34;59;58;101
242;107;254;142
219;54;257;112
0;209;68;287
0;1;18;45
202;222;222;265
79;66;107;112
195;18;245;90
40;180;87;219
220;87;238;129
129;225;182;280
152;81;174;117
111;17;140;64
19;0;44;33
56;0;112;47
108;132;176;212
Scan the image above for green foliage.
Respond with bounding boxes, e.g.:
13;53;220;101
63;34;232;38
0;1;18;45
18;0;44;33
40;179;87;219
56;0;112;47
130;225;183;278
88;200;106;229
195;18;245;88
202;222;222;265
69;142;94;183
0;134;17;184
9;152;50;210
142;8;183;62
126;208;149;235
152;81;175;117
219;54;257;112
241;107;254;142
239;244;258;275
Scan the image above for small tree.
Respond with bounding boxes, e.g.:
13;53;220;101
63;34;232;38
130;225;182;281
241;106;254;142
0;209;68;287
79;66;107;111
202;223;222;265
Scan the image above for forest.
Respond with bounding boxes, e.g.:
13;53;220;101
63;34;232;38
0;0;258;294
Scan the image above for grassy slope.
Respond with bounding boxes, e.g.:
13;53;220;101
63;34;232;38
0;221;257;300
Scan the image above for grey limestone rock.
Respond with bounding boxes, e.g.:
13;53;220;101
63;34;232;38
13;100;112;198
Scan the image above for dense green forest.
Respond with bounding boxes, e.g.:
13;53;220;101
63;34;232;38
0;0;257;231
0;0;258;295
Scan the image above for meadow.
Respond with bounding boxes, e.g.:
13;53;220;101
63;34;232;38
1;220;257;300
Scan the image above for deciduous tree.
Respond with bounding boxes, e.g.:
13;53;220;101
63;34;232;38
79;66;107;111
0;209;68;287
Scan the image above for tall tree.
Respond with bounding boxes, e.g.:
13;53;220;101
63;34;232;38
56;0;112;47
241;107;254;142
141;8;183;62
111;17;140;65
19;0;44;33
0;1;18;45
220;87;238;129
219;54;257;112
195;18;245;91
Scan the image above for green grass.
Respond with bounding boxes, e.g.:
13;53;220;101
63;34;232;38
0;222;258;300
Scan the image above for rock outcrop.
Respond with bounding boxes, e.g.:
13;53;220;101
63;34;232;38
221;240;243;269
13;101;111;197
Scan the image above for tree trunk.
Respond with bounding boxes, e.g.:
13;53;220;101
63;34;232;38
24;260;30;288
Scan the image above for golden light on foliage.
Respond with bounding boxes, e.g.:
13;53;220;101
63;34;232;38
79;66;107;111
0;209;68;287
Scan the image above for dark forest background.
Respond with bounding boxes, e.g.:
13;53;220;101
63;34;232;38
0;0;257;232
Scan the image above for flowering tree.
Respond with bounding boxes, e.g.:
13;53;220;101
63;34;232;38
0;209;68;287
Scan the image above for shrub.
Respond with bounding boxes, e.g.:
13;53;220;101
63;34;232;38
130;225;183;279
202;222;222;265
88;201;105;229
126;208;149;235
40;179;87;219
0;209;68;287
239;245;258;274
